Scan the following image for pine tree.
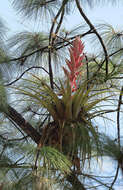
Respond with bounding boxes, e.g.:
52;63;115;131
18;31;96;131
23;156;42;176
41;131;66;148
0;1;123;189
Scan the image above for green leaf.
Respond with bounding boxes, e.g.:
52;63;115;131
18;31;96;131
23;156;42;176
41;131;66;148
39;146;71;174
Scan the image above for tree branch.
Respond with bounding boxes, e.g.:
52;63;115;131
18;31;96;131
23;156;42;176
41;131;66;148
75;0;109;76
5;66;49;86
67;173;86;190
40;0;56;6
117;86;123;147
7;30;92;65
109;86;123;189
5;105;41;144
48;0;67;89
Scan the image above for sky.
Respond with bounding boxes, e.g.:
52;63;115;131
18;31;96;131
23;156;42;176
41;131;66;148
2;0;123;55
1;0;123;34
0;0;123;189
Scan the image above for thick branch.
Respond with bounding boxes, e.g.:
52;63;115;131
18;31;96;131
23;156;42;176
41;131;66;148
5;105;41;144
67;173;86;190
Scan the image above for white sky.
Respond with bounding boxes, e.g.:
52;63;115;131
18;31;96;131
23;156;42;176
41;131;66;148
2;0;123;55
1;1;123;34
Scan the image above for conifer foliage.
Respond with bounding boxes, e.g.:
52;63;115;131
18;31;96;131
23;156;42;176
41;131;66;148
0;1;123;190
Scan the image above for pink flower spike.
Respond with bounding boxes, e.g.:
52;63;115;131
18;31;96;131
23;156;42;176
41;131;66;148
63;37;85;92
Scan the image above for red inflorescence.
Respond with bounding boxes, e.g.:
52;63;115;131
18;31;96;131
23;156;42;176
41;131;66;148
63;37;85;91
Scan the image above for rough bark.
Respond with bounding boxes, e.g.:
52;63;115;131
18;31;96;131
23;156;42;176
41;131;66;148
6;105;41;144
67;173;86;190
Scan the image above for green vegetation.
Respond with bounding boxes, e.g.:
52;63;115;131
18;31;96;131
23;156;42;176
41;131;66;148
0;0;123;189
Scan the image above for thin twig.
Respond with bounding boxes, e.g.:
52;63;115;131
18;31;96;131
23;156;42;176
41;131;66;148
109;166;120;190
80;172;114;190
0;134;29;142
52;8;65;45
75;0;109;76
56;29;93;50
109;86;123;189
9;46;48;62
48;0;68;89
109;47;123;58
40;0;56;6
7;30;92;65
117;86;123;147
5;66;49;86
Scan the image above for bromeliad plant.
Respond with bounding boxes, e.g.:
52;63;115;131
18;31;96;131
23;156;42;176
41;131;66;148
16;37;110;172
